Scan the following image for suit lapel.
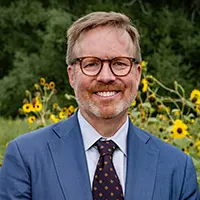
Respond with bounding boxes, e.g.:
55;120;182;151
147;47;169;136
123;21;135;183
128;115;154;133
48;114;92;200
125;121;159;200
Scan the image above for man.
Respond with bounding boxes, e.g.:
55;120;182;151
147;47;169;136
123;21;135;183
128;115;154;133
0;11;199;200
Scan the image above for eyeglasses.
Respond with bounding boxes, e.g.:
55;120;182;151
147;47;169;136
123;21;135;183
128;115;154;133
70;56;138;77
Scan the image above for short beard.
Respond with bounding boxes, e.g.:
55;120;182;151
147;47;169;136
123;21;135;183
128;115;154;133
75;91;136;119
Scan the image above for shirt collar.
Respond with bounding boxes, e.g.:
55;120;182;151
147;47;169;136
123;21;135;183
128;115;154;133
78;110;128;156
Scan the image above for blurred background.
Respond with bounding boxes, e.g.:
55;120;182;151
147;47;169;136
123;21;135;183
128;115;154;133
1;0;200;184
0;0;200;118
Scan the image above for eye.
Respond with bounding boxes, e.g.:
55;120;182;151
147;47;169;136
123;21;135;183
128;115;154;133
82;58;101;71
112;61;129;70
84;62;99;68
113;61;128;66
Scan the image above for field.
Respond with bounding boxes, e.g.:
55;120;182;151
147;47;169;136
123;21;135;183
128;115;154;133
0;118;30;165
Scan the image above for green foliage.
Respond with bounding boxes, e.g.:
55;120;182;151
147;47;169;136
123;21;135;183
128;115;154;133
0;0;200;118
0;1;74;117
138;7;200;94
19;77;76;128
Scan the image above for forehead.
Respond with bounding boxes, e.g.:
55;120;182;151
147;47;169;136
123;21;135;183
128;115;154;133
73;26;135;58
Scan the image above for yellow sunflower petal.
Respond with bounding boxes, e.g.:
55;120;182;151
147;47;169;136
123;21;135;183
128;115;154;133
22;103;33;113
190;89;200;103
141;79;148;93
40;77;46;86
59;111;66;119
49;81;55;89
28;116;36;124
33;102;43;112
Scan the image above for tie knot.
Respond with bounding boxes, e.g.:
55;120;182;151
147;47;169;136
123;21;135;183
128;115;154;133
96;140;117;156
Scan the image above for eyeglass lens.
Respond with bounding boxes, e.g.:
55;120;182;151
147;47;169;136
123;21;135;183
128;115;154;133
81;57;132;76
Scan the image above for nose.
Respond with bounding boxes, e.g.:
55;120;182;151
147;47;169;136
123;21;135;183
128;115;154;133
96;62;116;83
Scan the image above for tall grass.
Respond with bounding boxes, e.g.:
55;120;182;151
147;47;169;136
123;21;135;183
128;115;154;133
0;117;30;165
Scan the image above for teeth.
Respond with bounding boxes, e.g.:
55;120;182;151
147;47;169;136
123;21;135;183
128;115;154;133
96;91;117;97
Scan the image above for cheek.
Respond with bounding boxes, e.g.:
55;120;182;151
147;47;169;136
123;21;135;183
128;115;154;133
125;78;137;92
74;76;91;94
127;72;140;91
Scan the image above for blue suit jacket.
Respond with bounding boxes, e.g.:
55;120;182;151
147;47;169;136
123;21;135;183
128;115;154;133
0;113;199;199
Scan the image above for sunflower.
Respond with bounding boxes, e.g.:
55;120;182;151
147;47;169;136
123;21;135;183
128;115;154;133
171;119;188;139
33;102;43;112
45;83;50;90
195;105;200;113
40;77;46;86
59;111;66;119
159;127;165;133
22;103;33;113
159;114;168;121
181;147;189;154
130;116;135;123
195;141;200;157
34;84;39;90
141;79;148;93
148;93;156;103
49;81;55;89
162;136;168;143
145;75;154;84
35;96;40;103
139;111;146;122
53;103;58;109
18;108;23;115
141;61;147;68
67;105;75;116
50;114;60;123
62;107;68;113
28;116;36;124
190;89;200;103
174;111;180;116
25;90;30;97
195;140;200;151
131;100;136;107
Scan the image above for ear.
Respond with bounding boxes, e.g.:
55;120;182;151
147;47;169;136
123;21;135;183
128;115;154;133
135;64;142;89
67;65;75;89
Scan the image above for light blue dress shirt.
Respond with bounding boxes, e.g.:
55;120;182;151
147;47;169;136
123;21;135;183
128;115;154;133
77;110;128;193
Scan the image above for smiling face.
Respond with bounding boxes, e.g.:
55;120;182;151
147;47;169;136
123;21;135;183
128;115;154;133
68;26;141;120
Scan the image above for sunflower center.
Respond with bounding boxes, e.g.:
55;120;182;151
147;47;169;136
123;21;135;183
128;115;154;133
192;97;197;103
177;128;183;134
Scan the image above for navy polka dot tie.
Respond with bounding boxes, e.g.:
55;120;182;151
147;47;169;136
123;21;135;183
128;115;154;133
92;140;124;200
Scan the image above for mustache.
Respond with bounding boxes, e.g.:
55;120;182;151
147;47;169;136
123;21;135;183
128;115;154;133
89;82;124;92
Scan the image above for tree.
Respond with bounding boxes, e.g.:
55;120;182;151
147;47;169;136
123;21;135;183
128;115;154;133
0;1;74;117
0;0;200;117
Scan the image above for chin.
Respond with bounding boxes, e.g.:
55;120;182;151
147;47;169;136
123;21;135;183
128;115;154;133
88;102;128;119
76;93;135;119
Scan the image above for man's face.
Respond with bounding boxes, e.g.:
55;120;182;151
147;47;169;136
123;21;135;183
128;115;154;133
68;26;141;120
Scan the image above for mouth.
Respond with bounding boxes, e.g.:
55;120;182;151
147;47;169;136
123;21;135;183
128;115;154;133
94;91;120;97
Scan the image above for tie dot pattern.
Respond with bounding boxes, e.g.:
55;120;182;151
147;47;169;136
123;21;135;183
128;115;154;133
92;140;124;200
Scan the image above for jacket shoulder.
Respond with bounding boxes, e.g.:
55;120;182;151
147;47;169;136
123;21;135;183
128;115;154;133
132;124;188;162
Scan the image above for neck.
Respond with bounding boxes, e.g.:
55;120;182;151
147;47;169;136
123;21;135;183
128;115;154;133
80;109;128;137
